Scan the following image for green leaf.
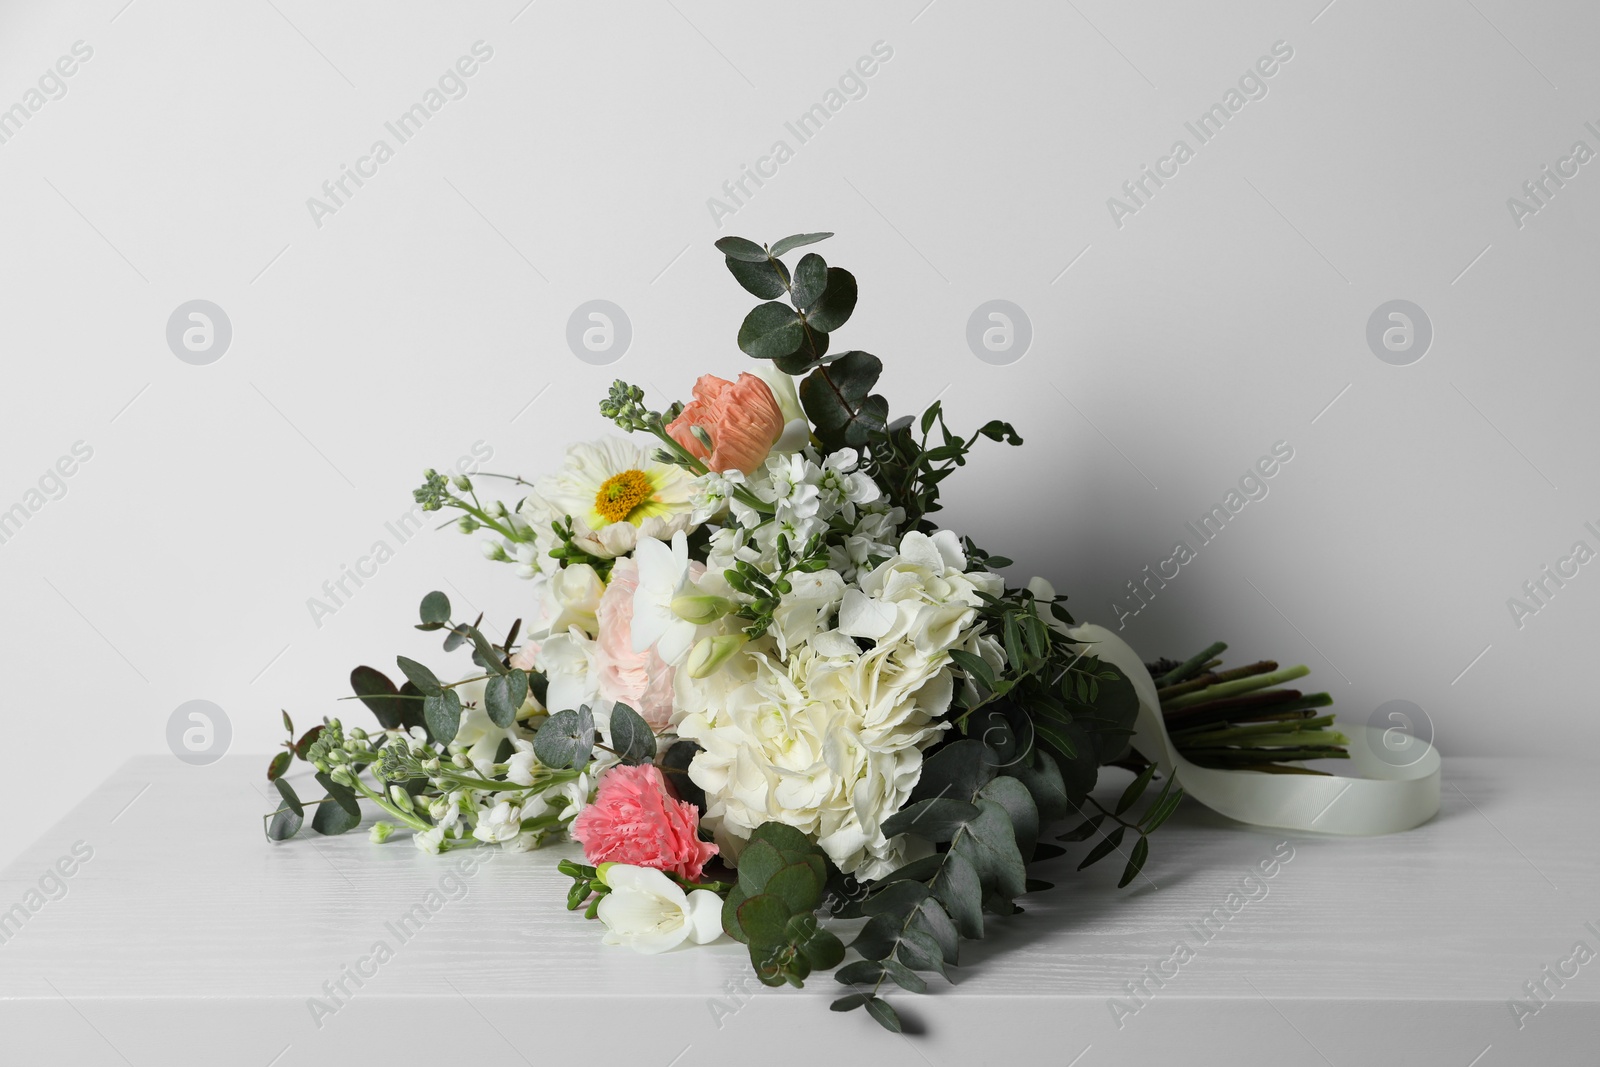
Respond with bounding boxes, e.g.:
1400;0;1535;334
787;913;845;969
947;648;995;692
907;898;959;964
834;961;885;987
951;799;1027;899
350;666;412;730
763;862;823;914
267;750;291;782
1118;835;1150;889
879;958;926;994
790;252;828;308
897;927;949;978
483;673;520;728
978;776;1040;861
769;231;832;256
726;255;790;299
1115;763;1157;816
734;840;786;894
798;351;887;450
395;656;442;696
849;914;901;961
281;710;294;735
930;851;984;939
738;301;805;359
462;626;507;676
1013;750;1069;824
1141;780;1185;833
803;267;857;332
721;884;750;943
532;707;594;769
736;893;792;949
423;689;462;744
910;738;997;805
274;777;303;817
861;880;930;918
1078;825;1127;871
312;773;362;837
266;806;303;841
864;995;902;1032
714;235;769;261
608;702;656;765
748;822;817;854
881;797;982;842
293;726;324;760
1059;813;1106;842
419;590;451;626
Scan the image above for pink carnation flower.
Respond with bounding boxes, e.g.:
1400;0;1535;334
571;764;717;881
592;558;677;729
666;372;784;475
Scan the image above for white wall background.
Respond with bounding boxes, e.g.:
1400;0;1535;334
2;0;1594;869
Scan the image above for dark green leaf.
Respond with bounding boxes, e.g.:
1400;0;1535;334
879;958;926;994
735;840;786;894
951;799;1027;898
721;884;750;943
714;235;769;261
787;914;845;969
608;702;656;765
798;351;887;451
897;928;949;978
738;301;805;359
423;689;461;745
1118;836;1150;889
293;725;323;760
281;710;293;735
726;255;790;299
764;862;823;914
881;797;982;842
266;806;303;841
1116;763;1157;816
978;776;1039;861
836;963;885;990
1059;814;1105;842
1031;843;1067;861
907;899;959;964
395;656;442;696
312;775;362;836
1014;750;1069;824
1141;780;1185;833
861;880;930;918
864;995;901;1032
266;750;291;782
748;822;817;854
803;267;857;332
930;851;984;939
1078;825;1127;871
532;707;593;769
419;590;451;626
947;648;995;692
910;738;997;805
769;231;832;256
736;893;792;949
274;777;303;817
791;252;828;308
350;666;411;730
484;673;519;728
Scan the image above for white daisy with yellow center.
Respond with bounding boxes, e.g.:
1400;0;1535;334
530;438;695;558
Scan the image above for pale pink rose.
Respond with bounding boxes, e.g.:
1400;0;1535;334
667;373;785;475
570;763;717;881
592;558;678;729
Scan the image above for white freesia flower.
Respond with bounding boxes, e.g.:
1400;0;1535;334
537;628;600;714
451;678;517;775
530;438;696;559
595;864;724;953
631;531;703;664
505;738;538;787
528;563;605;639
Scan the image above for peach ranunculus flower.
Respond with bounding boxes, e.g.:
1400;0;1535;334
592;557;678;729
570;763;717;881
666;373;785;474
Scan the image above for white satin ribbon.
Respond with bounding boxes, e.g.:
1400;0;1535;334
1071;624;1440;835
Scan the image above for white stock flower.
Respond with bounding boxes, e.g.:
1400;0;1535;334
472;800;523;844
595;864;724;953
504;739;538;787
412;826;446;854
451;679;517;775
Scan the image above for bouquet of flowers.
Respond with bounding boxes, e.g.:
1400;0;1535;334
261;232;1357;1032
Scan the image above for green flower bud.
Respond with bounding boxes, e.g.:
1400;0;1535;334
388;785;416;813
368;822;396;843
457;515;480;534
687;634;748;679
330;766;357;790
451;473;472;491
670;594;737;625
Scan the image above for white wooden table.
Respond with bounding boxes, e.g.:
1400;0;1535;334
1;755;1592;1066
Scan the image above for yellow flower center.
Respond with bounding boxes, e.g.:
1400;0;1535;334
594;469;653;524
